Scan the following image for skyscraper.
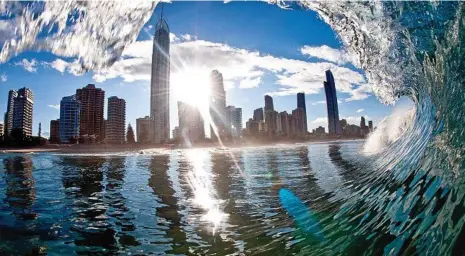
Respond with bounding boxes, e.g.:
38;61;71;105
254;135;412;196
279;111;290;136
13;87;34;137
59;95;80;143
76;84;105;140
292;108;306;137
107;96;126;144
297;92;308;133
210;70;227;141
253;107;264;121
324;70;342;135
368;120;374;132
4;90;17;136
178;101;205;144
150;12;170;144
264;95;274;111
136;116;151;143
50;119;60;143
264;95;276;136
226;106;243;138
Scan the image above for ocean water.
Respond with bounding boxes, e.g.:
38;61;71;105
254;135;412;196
1;141;366;255
1;1;465;255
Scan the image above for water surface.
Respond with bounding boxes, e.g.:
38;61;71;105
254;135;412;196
0;141;365;255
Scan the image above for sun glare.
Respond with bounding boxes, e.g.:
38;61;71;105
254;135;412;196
172;68;212;117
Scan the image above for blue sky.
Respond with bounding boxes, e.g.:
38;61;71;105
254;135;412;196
0;2;407;138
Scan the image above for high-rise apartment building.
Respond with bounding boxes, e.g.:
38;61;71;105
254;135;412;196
246;118;259;136
263;95;277;136
172;126;180;141
4;90;17;136
136;116;151;143
59;95;80;143
292;108;306;137
107;96;126;144
264;95;274;111
324;70;342;135
178;101;205;144
253;107;264;122
279;111;290;136
368;120;374;132
297;92;308;133
76;84;105;140
226;106;242;138
210;70;227;141
150;14;171;144
13;87;34;137
0;123;3;137
49;119;60;143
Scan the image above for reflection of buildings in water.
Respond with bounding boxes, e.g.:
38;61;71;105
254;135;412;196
207;150;239;254
3;156;36;220
59;156;117;252
328;144;365;186
105;157;140;248
148;154;188;254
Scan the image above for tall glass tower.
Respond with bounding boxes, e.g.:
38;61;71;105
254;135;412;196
297;92;308;133
210;70;226;141
150;11;170;144
324;70;342;135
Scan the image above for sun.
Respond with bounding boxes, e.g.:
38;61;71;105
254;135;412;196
172;67;212;117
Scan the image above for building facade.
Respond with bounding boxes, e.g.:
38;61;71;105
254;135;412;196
107;96;126;144
297;92;308;133
292;108;306;137
76;84;105;140
253;107;264;122
263;95;276;137
178;101;205;145
4;90;18;136
13;87;34;137
59;95;80;143
50;119;60;143
136;116;151;143
246;118;259;136
150;16;171;144
324;70;342;135
210;70;227;141
279;111;290;136
226;106;242;138
264;95;274;111
172;126;180;141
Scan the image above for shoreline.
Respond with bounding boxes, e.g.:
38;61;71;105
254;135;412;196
0;138;365;154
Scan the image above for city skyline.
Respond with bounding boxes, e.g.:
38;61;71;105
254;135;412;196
0;2;410;139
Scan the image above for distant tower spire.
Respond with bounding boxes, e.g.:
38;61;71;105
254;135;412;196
160;2;164;20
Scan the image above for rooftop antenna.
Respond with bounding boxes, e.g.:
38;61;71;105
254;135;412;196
160;2;164;21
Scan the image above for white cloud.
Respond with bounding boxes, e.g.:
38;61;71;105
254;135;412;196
68;33;369;100
170;32;179;43
15;58;38;72
47;104;60;110
0;74;6;82
300;45;350;65
311;99;342;105
346;84;372;101
357;108;364;113
0;20;15;44
311;117;327;124
44;58;85;76
239;76;262;89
